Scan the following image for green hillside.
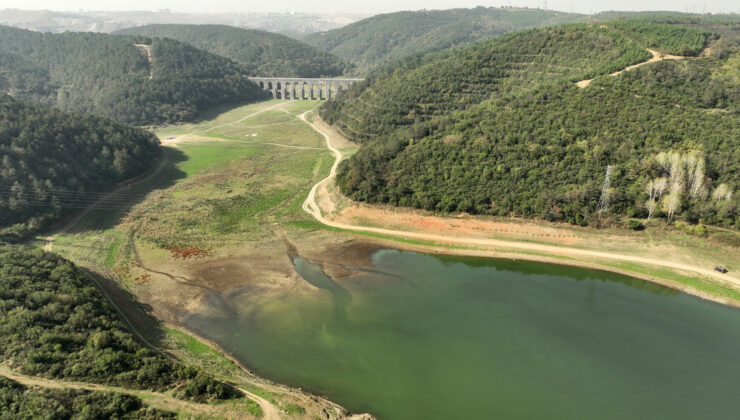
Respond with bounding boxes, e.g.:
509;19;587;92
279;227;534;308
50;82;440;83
0;376;176;419
0;95;160;237
0;245;240;403
0;25;267;125
327;21;739;227
115;24;350;77
321;24;652;143
304;7;586;73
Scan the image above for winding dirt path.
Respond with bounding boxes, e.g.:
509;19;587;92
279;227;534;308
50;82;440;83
576;48;684;88
239;388;281;420
299;112;740;291
163;101;294;146
0;365;232;418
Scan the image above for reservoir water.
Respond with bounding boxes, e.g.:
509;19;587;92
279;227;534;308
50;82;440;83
185;249;740;419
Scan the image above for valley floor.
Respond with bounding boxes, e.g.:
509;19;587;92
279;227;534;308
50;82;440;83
40;99;740;419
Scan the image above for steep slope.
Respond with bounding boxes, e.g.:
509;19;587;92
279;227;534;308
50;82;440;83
304;7;585;73
115;24;350;77
328;22;738;227
0;95;160;236
0;25;267;125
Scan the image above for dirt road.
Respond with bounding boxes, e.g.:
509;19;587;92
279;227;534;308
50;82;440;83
576;48;684;88
299;112;740;290
0;364;243;418
133;44;153;80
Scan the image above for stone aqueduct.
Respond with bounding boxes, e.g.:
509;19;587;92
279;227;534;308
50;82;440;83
248;77;363;100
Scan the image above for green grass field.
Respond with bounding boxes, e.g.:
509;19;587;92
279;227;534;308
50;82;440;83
50;99;329;259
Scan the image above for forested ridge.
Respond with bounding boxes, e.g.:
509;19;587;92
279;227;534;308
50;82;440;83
326;20;739;227
0;25;267;125
304;7;586;73
606;20;711;55
115;24;350;77
0;246;240;404
0;95;160;237
321;23;654;143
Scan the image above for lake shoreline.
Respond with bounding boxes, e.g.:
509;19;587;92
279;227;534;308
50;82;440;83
185;244;740;419
356;238;740;310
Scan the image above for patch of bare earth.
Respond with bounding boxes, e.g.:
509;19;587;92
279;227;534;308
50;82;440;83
334;204;583;245
312;115;357;150
577;48;685;88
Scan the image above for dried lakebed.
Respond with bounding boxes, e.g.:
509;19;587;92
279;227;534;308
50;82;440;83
184;249;740;419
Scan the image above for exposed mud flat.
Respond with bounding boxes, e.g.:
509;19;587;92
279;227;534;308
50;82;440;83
133;230;386;327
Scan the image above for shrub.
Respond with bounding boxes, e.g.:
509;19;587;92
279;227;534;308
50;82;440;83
626;219;645;230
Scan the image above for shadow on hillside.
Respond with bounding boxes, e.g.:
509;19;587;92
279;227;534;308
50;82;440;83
83;268;169;349
64;147;188;234
188;98;272;124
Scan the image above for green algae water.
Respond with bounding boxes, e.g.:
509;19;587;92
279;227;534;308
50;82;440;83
185;250;740;419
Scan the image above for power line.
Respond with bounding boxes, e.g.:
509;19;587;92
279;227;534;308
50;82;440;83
0;185;151;199
598;165;612;214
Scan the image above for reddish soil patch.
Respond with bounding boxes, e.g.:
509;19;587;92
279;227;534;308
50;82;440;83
165;245;211;259
133;273;151;285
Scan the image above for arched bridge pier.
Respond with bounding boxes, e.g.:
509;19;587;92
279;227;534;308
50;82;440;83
248;77;363;100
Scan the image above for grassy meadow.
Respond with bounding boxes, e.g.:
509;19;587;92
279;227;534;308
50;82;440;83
48;99;329;263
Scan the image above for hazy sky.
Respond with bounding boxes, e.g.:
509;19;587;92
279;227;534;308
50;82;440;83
1;0;737;14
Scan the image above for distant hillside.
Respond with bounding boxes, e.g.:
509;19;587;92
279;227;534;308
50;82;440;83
0;25;267;125
325;21;739;227
0;8;366;37
592;11;740;23
115;24;350;77
0;95;160;237
304;7;586;73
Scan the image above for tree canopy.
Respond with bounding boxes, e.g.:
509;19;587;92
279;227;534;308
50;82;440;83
0;246;240;403
0;376;176;419
321;23;654;143
0;95;162;237
324;20;738;227
115;24;351;77
0;25;267;125
304;7;586;74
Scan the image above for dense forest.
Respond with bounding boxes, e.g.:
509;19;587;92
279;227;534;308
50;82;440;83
0;376;176;419
0;25;267;125
0;95;161;238
115;24;350;77
321;24;654;143
607;20;711;55
327;21;738;227
0;246;240;403
304;7;586;73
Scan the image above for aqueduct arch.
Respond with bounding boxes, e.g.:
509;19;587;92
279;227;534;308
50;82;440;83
248;77;364;100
